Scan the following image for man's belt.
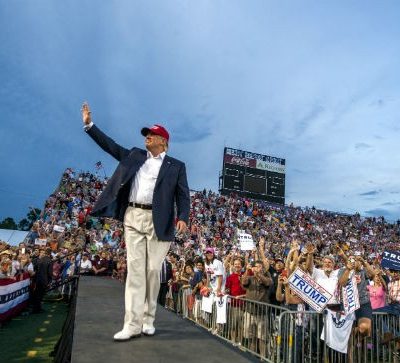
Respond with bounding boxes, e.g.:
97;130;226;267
129;202;152;210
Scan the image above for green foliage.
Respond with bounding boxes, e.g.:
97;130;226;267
0;207;42;231
18;218;31;231
27;208;41;223
0;217;17;230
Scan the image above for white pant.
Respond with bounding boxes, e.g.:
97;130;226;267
123;206;170;332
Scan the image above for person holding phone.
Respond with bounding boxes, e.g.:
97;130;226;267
81;102;190;340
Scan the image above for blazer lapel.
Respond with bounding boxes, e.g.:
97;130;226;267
155;156;171;188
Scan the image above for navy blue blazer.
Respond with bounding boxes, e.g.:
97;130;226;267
86;124;190;241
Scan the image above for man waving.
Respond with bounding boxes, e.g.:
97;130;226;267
81;102;190;341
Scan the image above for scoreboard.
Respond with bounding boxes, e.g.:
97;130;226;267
219;147;285;204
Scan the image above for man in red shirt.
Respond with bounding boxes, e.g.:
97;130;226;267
225;257;246;346
78;209;86;227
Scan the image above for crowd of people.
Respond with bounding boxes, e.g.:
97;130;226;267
160;190;400;359
1;167;400;358
0;168;127;314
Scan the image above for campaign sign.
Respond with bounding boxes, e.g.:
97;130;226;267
288;268;332;313
34;238;47;247
53;225;65;233
238;233;254;251
381;251;400;271
342;275;360;315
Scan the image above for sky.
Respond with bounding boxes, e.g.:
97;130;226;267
1;1;400;222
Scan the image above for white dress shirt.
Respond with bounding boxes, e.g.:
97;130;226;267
84;122;165;205
129;151;165;204
83;121;94;131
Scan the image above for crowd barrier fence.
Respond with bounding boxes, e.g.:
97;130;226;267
176;288;400;363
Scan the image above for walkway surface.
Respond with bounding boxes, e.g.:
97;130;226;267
72;276;258;363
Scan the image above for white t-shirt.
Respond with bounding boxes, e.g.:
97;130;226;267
205;259;226;292
80;259;93;272
312;267;340;304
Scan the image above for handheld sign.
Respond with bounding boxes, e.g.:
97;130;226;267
238;233;255;251
53;225;65;233
34;238;47;247
288;268;332;313
342;274;360;315
381;251;400;271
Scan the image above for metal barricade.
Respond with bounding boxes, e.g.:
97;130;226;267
277;309;400;363
277;308;323;363
177;290;400;363
177;289;289;362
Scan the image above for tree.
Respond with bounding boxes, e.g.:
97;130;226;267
18;218;31;231
0;217;18;230
27;208;41;224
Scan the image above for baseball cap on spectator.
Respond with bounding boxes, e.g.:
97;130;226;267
0;250;12;256
275;257;284;263
141;125;169;142
205;247;214;254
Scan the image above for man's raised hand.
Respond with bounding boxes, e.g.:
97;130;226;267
81;102;92;125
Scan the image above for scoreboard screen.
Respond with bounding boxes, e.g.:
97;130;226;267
219;147;285;204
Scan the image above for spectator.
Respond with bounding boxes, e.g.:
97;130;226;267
204;248;225;296
225;257;246;345
158;257;172;307
0;258;13;279
241;260;272;357
92;251;108;276
367;272;387;310
338;255;377;337
32;248;53;313
80;253;93;275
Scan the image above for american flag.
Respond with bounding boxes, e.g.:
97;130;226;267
95;161;103;170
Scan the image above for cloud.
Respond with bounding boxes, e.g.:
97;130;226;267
295;104;325;135
168;113;213;143
359;190;380;196
365;208;390;216
355;142;372;150
369;99;385;107
364;208;400;222
2;1;400;222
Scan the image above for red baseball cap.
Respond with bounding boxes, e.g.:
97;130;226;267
141;124;169;142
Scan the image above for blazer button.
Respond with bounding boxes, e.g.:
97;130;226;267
120;183;124;186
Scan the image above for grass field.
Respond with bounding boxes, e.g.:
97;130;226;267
0;298;69;362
